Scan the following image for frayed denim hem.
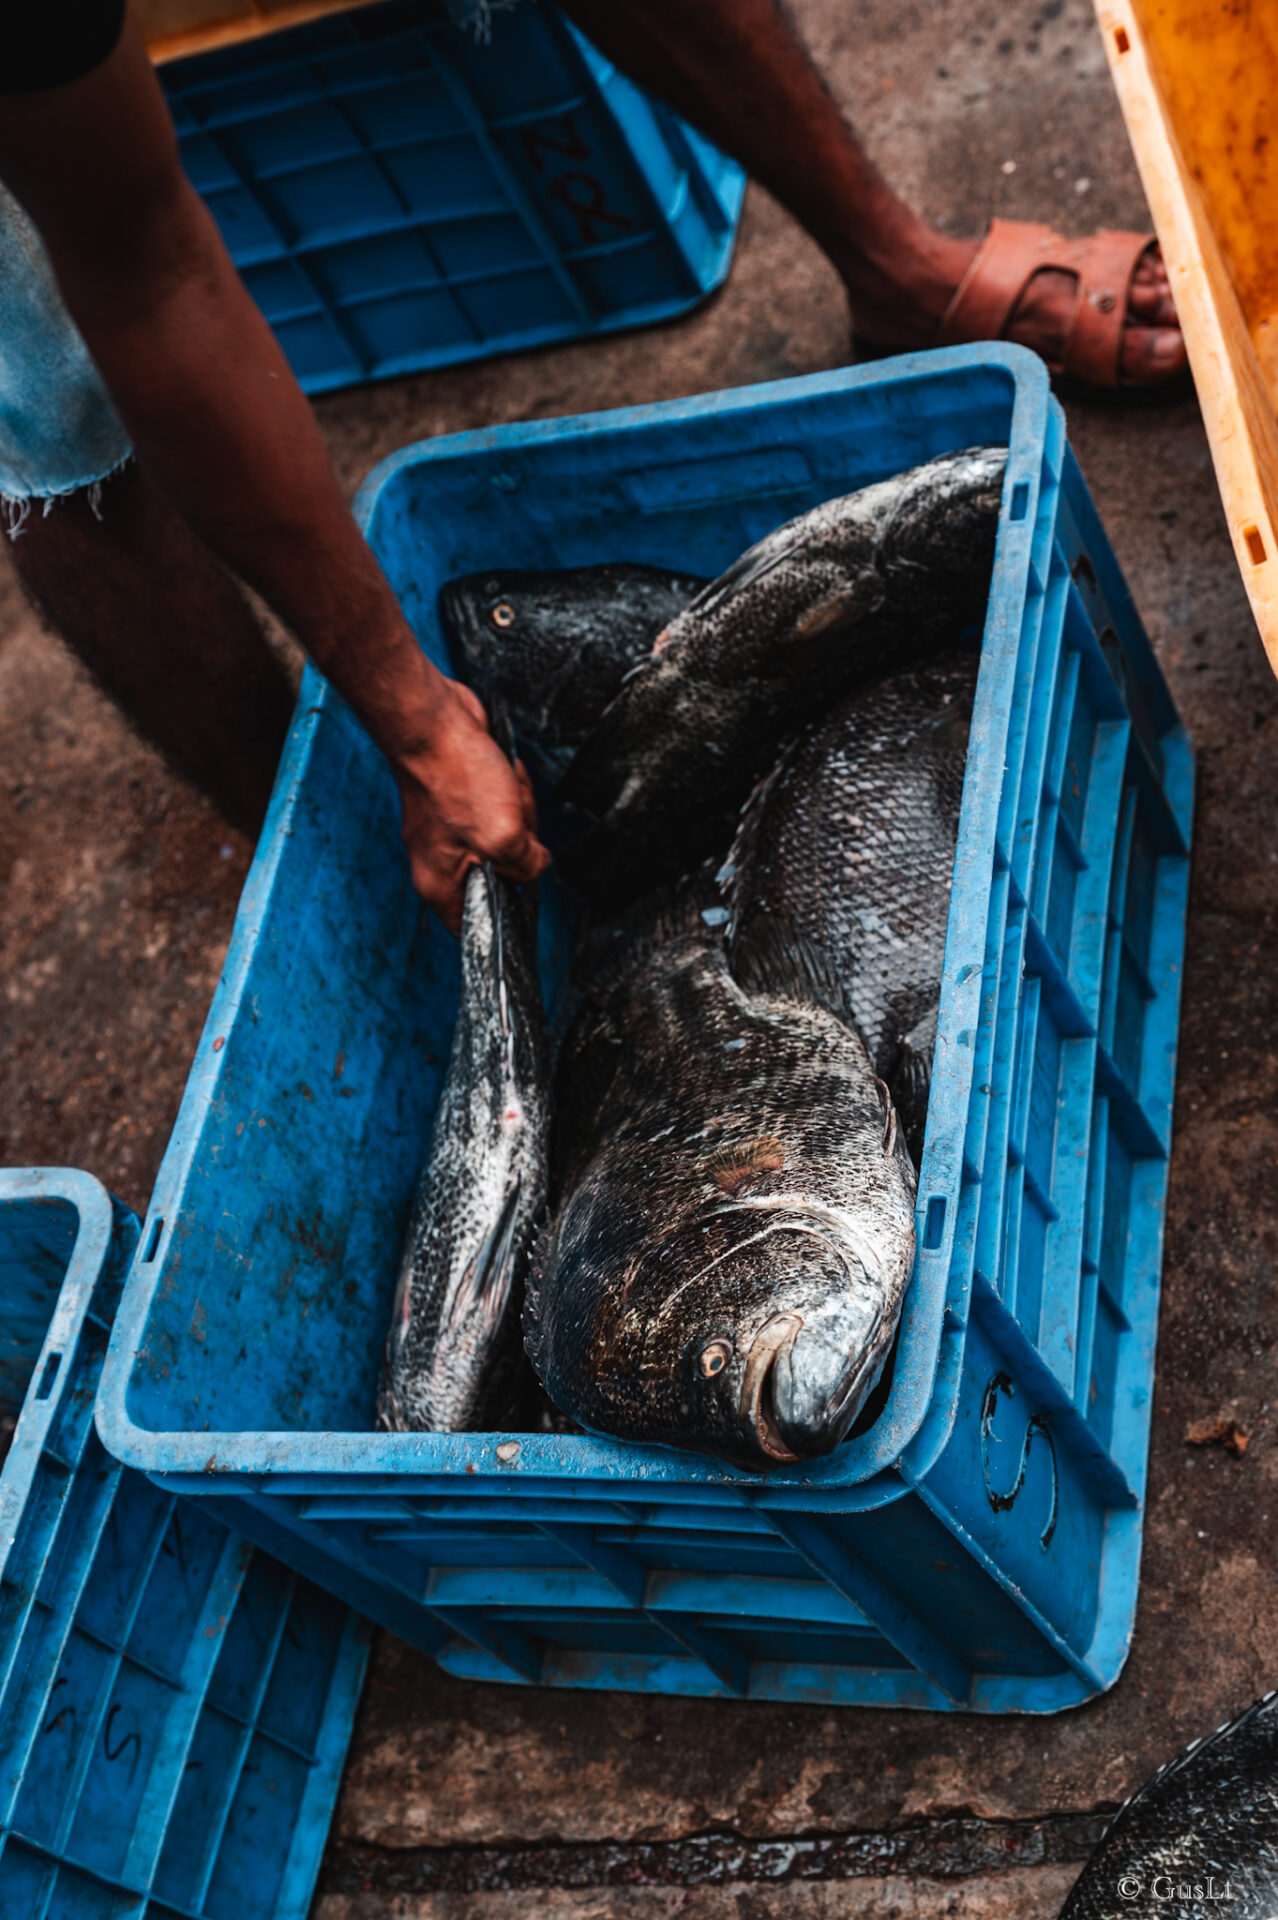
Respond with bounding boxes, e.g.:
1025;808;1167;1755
441;0;525;39
1;449;134;539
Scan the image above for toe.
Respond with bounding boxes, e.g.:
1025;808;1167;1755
1121;324;1187;384
1129;270;1179;329
1133;246;1169;285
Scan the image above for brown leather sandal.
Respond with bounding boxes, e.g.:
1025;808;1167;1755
935;218;1168;387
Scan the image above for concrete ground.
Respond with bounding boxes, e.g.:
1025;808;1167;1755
2;0;1276;1914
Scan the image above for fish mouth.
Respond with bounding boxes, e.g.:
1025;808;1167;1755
739;1313;803;1464
771;1306;886;1458
438;579;489;677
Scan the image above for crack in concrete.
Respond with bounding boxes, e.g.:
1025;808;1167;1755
321;1812;1112;1895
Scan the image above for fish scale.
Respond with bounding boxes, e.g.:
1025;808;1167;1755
527;891;917;1469
558;447;1004;908
1059;1690;1278;1917
728;647;979;1162
378;861;550;1433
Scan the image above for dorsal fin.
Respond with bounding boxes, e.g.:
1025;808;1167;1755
730;918;851;1027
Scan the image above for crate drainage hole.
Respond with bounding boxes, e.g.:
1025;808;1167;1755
143;1217;164;1262
1113;25;1130;53
35;1353;61;1402
924;1196;947;1250
1009;480;1030;522
1243;523;1267;565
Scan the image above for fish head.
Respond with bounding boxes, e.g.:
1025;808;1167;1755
631;1201;910;1470
439;566;705;701
438;571;537;687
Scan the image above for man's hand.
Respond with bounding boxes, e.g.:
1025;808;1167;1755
393;676;549;933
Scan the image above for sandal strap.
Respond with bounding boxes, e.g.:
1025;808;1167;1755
935;218;1156;387
936;219;1062;347
1056;227;1156;385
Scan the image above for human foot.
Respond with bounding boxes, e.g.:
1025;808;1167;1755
841;217;1185;388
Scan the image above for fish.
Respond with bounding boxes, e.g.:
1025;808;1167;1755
727;647;979;1163
524;889;917;1469
439;562;709;787
1058;1690;1278;1917
378;855;550;1434
557;447;1005;907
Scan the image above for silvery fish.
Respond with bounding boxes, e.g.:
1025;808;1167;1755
378;858;550;1433
439;563;708;787
1059;1691;1278;1917
525;891;917;1469
558;447;1005;907
728;647;979;1162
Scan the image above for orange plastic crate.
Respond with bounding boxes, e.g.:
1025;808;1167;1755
134;0;382;64
1096;0;1278;678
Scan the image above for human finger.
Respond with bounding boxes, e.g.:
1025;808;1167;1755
410;846;474;935
488;825;551;886
513;757;540;836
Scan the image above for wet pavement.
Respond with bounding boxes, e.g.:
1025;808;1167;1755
2;0;1276;1915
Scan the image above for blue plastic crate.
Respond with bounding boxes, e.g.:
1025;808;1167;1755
158;0;745;394
0;1169;370;1918
99;345;1193;1713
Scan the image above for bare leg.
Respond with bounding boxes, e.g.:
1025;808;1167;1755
9;460;295;836
559;0;1184;382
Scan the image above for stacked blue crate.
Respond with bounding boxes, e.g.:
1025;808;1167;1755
0;1170;369;1918
159;0;746;393
98;345;1192;1711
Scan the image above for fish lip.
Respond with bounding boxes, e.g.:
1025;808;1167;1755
438;578;488;677
773;1307;886;1456
738;1312;803;1464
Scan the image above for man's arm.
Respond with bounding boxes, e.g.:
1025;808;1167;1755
0;17;548;930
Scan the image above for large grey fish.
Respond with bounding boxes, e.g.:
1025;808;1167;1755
439;563;708;787
558;447;1005;907
1059;1691;1278;1917
378;860;550;1432
525;894;917;1469
727;648;979;1163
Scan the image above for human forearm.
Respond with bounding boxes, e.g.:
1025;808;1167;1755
0;20;548;922
39;162;437;763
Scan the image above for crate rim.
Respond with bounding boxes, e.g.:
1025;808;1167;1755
0;1167;120;1587
98;343;1059;1496
348;338;1047;514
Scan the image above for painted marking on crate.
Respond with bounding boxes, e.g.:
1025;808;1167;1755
519;116;636;248
103;1702;143;1783
979;1371;1058;1550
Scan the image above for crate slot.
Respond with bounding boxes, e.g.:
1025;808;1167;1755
757;1513;971;1704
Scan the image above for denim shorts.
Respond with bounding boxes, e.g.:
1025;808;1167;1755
0;182;131;519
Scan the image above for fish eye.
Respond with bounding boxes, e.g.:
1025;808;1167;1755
699;1339;732;1378
491;602;516;628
